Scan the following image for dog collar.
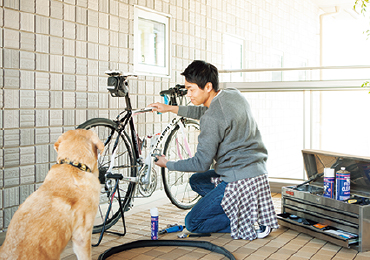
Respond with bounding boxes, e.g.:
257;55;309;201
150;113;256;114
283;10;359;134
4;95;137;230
58;159;92;173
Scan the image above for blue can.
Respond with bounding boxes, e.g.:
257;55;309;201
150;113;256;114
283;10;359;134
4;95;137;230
150;208;158;240
323;168;335;199
335;167;350;201
151;216;158;240
323;176;335;198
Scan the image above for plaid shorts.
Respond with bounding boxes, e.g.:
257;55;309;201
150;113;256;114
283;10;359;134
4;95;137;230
220;174;279;240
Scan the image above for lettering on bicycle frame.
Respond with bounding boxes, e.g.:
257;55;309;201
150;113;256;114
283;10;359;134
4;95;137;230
154;117;181;149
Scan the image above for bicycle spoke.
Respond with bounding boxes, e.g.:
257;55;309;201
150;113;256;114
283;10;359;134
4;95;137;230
98;206;104;222
169;172;186;186
169;143;187;160
100;142;129;164
173;181;194;202
162;120;201;209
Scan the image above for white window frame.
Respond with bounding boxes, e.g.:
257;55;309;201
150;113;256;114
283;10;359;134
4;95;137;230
134;6;171;77
223;34;244;82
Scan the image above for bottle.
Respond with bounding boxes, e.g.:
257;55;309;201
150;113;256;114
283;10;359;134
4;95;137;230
150;207;159;240
335;167;350;201
323;168;335;199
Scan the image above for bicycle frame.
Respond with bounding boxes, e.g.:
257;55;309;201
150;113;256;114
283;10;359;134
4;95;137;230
102;73;194;199
82;72;201;245
108;115;188;183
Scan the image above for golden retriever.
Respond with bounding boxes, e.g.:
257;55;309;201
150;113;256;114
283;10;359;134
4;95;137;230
0;129;104;260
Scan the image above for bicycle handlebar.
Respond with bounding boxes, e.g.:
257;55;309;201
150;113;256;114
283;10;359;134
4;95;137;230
159;84;187;97
159;84;187;106
104;70;187;107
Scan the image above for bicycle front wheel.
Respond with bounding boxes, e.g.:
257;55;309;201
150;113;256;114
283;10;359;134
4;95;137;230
161;119;201;209
77;118;137;234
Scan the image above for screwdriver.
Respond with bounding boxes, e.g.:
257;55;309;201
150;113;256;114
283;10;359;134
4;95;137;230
346;197;370;205
158;224;184;234
178;232;211;238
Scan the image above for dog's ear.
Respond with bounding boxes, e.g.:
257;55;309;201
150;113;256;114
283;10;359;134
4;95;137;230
90;131;105;155
54;134;63;152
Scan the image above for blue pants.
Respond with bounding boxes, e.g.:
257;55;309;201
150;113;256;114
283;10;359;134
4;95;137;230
185;170;231;233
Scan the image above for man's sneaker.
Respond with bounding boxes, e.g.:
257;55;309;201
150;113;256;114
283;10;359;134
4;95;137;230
257;225;271;239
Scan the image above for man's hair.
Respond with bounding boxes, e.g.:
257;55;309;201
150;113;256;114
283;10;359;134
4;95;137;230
181;60;219;91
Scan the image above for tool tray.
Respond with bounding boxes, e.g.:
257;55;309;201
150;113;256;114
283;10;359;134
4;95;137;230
277;149;370;252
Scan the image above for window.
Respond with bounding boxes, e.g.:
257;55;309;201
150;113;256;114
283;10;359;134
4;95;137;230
134;6;171;77
271;50;284;81
223;34;244;82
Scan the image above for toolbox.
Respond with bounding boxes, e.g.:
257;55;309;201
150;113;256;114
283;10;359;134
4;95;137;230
277;149;370;252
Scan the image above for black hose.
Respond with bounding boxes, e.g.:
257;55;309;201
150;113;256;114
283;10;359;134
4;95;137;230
295;172;324;188
98;239;236;260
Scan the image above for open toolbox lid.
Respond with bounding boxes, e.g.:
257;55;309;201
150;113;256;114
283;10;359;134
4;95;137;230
302;149;370;196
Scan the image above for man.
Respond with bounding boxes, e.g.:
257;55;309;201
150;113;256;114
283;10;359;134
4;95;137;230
150;60;278;240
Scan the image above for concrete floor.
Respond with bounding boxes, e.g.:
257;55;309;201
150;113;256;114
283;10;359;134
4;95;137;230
60;193;370;260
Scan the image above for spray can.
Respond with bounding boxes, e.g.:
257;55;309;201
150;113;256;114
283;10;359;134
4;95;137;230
150;207;159;240
335;167;350;201
323;168;335;199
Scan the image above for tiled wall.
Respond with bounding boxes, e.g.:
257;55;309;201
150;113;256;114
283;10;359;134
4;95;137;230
0;0;319;230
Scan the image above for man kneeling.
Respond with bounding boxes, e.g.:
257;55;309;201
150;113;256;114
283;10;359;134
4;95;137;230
150;60;279;240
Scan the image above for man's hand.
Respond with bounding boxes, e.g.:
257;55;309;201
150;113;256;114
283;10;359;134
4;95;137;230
154;155;168;168
148;102;179;114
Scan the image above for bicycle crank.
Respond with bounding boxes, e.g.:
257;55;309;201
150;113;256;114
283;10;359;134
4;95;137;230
138;166;157;197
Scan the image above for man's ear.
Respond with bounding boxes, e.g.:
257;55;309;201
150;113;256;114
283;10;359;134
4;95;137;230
205;82;213;93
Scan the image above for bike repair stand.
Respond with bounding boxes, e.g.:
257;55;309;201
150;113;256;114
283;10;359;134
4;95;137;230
93;174;127;247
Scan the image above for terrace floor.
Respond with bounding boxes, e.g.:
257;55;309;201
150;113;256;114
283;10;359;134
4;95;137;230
61;192;370;260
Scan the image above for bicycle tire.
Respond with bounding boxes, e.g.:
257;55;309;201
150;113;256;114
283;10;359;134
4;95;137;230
77;118;137;234
161;119;201;209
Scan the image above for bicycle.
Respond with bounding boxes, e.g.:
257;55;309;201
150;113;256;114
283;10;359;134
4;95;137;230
77;71;202;236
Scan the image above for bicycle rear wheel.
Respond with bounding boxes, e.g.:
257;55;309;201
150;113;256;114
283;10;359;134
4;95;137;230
77;118;137;234
161;119;201;209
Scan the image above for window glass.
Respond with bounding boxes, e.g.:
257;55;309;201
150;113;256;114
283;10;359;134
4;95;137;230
138;18;166;67
243;89;370;181
244;92;305;180
134;7;170;77
312;90;370;156
223;34;244;82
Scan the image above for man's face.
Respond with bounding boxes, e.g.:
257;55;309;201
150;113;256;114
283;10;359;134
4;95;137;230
185;80;210;106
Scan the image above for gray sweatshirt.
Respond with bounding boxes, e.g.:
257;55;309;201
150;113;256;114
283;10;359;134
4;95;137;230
166;88;268;183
